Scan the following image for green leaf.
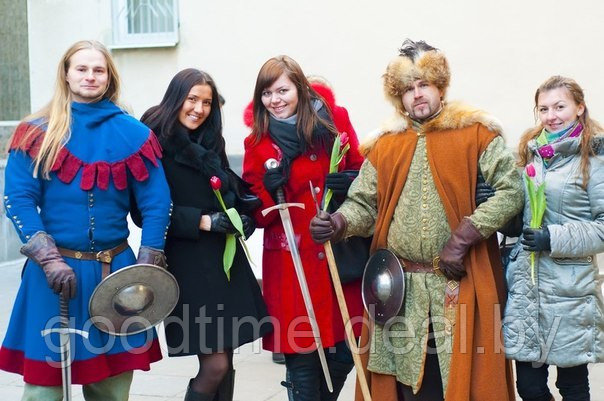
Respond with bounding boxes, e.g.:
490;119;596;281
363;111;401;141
323;188;334;211
223;234;236;281
225;207;244;237
329;136;341;173
238;237;256;267
213;189;227;211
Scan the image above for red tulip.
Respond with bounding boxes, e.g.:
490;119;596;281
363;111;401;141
525;164;536;178
210;176;222;191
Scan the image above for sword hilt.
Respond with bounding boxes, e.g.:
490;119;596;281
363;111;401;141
275;188;286;204
60;293;69;329
264;158;286;204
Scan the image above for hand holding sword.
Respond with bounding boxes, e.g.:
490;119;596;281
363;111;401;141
309;181;373;401
261;158;334;393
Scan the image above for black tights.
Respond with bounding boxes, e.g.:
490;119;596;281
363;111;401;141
397;330;444;401
190;350;232;394
516;361;590;401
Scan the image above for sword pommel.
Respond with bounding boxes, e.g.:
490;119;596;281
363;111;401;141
264;158;279;170
264;158;286;203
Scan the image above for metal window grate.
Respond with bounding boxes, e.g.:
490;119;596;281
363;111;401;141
111;0;179;49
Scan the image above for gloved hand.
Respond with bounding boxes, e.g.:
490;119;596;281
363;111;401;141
437;217;484;281
241;215;256;239
309;211;347;244
499;213;524;237
521;227;551;252
475;173;495;206
209;212;238;234
263;166;287;199
137;246;167;268
20;232;76;299
325;170;359;195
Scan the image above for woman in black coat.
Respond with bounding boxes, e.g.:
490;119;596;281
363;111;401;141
141;69;271;401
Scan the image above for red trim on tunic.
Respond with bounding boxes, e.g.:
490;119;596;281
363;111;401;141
0;339;162;386
9;123;163;191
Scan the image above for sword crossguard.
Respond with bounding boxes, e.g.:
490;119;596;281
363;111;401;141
41;328;90;339
261;202;305;217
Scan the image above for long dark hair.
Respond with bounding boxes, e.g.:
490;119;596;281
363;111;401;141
141;68;228;167
250;55;338;148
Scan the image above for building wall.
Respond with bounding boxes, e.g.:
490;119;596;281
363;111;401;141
0;0;30;121
25;0;604;159
1;0;29;262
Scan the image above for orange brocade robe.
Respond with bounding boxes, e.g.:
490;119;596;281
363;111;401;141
354;120;515;401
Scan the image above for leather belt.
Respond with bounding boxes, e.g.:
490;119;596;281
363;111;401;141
399;257;460;315
399;257;440;274
58;241;129;280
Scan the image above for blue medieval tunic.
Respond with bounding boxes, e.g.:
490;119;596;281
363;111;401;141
0;99;172;385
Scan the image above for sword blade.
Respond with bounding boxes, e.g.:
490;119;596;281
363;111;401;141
277;207;334;392
60;295;72;401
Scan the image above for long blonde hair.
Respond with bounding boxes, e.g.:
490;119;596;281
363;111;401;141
11;40;121;178
518;75;603;189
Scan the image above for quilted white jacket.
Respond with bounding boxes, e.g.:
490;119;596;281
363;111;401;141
503;135;604;367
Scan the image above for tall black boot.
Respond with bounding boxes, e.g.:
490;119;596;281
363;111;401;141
283;353;322;401
185;379;216;401
213;369;235;401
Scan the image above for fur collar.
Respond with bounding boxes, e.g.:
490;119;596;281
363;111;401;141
361;101;504;155
160;126;226;182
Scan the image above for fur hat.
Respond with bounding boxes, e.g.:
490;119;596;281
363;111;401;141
383;40;450;114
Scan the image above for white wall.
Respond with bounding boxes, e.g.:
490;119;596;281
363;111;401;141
28;0;604;160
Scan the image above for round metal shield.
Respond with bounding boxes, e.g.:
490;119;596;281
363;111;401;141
362;249;405;325
89;263;179;336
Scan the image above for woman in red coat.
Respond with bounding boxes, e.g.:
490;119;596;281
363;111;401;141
242;55;364;400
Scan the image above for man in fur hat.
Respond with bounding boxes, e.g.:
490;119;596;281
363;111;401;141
310;39;523;401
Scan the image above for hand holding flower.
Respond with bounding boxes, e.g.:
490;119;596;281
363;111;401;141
521;227;551;252
524;163;547;284
210;176;255;280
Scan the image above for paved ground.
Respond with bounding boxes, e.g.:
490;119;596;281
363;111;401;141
1;247;603;400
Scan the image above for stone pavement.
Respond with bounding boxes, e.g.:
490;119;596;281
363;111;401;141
0;255;356;401
1;254;604;400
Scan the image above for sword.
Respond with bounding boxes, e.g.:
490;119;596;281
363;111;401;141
261;158;333;393
41;293;89;401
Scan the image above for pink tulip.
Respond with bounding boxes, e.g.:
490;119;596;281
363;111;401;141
525;164;536;178
340;131;349;146
210;176;222;191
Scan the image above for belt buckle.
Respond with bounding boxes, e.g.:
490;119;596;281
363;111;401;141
432;256;443;276
96;250;112;264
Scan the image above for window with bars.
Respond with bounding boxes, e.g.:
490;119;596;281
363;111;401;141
111;0;179;48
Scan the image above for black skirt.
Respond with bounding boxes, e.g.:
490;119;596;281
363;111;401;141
164;232;271;356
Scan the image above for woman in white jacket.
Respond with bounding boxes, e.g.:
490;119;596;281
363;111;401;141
503;75;604;401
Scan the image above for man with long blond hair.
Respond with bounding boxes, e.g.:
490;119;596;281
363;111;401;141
0;40;172;400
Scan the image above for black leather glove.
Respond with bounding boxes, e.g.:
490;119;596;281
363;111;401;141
325;170;359;195
263;166;287;198
499;213;524;237
20;232;77;299
521;227;551;252
241;215;256;239
136;246;167;268
309;211;347;244
476;173;495;206
209;212;237;234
